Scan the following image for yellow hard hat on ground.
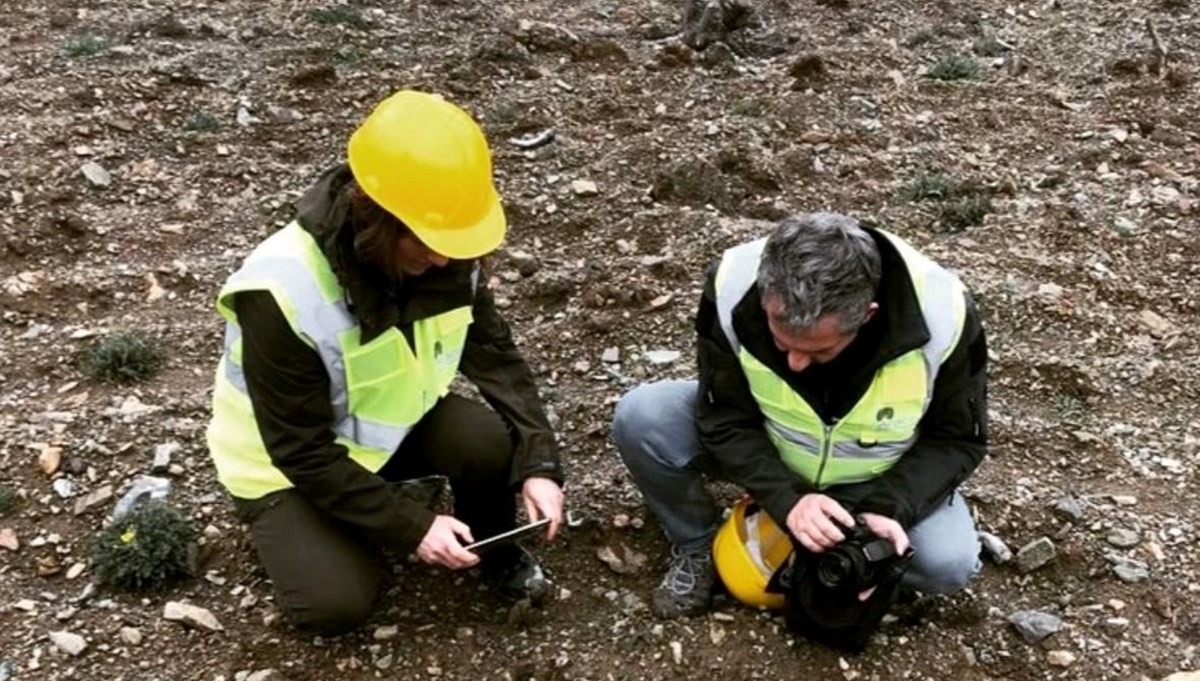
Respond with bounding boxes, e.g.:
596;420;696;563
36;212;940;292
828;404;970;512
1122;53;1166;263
713;497;794;610
347;90;506;260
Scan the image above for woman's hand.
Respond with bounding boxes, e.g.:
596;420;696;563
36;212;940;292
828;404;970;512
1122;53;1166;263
522;477;564;540
416;515;479;569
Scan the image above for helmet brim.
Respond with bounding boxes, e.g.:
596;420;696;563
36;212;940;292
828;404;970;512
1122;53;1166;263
402;186;506;261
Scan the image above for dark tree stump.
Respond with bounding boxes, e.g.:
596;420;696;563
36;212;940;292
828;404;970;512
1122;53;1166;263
680;0;754;51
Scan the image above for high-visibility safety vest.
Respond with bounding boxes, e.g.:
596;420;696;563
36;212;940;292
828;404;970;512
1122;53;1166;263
206;222;474;499
714;230;967;489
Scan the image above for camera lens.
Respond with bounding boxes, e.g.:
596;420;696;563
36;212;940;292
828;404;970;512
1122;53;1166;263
817;552;853;589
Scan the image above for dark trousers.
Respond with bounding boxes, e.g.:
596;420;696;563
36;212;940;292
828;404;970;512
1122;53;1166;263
235;395;516;634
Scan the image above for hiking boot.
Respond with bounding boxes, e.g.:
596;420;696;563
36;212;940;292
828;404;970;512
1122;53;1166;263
652;547;716;619
482;544;552;605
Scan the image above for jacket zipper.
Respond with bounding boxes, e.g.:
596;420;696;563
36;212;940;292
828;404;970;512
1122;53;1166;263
813;421;836;488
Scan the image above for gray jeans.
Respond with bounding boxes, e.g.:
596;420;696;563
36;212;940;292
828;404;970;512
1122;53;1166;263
612;379;981;594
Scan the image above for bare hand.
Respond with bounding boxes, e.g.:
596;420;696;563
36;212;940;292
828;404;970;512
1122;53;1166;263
858;512;910;556
786;494;855;553
855;513;909;601
522;477;564;540
416;515;479;569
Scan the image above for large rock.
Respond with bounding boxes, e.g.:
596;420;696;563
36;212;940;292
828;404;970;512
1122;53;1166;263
1015;537;1056;573
644;350;682;366
1112;558;1150;583
0;528;18;552
1051;495;1085;522
979;531;1012;564
1047;650;1076;667
1008;610;1063;644
1106;528;1141;549
73;484;114;516
163;601;223;631
49;630;87;656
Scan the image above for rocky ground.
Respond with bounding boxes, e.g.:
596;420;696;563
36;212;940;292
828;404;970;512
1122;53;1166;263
1;0;1198;679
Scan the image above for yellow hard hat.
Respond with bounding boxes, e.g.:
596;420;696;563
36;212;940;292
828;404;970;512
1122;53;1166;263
712;498;793;610
347;90;506;260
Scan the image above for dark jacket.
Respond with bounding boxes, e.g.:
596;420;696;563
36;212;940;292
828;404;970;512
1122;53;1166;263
232;165;561;555
695;228;988;529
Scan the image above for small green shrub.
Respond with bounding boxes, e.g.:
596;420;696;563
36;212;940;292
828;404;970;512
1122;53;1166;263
83;331;165;384
899;172;963;202
64;32;111;58
731;98;767;117
0;486;20;517
899;171;992;231
938;193;993;231
90;502;195;591
903;29;937;48
308;5;370;30
183;111;220;133
926;55;981;81
335;45;366;64
483;100;523;131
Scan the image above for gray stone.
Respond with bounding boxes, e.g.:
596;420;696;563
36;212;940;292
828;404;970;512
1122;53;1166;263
80;162;111;187
508;250;540;277
49;630;87;656
1106;528;1141;548
1007;610;1063;644
620;591;648;614
571;179;599;197
979;531;1012;564
1103;617;1129;633
373;625;398;641
1015;537;1056;573
601;347;620;363
163;601;223;631
246;670;286;681
73;484;114;516
267;105;304;124
1047;650;1076;667
152;442;179;474
1051;495;1085;522
1112;559;1150;583
0;659;15;681
113;476;171;520
644;350;682;365
236;107;259;126
119;626;142;646
52;478;74;499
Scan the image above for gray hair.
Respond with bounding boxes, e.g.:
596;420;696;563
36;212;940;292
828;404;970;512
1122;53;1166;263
757;213;882;333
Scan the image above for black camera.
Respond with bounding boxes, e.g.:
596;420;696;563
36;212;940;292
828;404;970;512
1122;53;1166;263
768;520;914;653
815;524;901;593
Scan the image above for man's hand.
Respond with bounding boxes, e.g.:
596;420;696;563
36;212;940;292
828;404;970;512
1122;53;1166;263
858;512;910;556
854;513;909;601
416;515;479;569
522;477;564;540
786;494;855;553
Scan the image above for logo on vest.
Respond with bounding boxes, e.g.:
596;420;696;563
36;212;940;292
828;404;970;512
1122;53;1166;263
875;407;894;422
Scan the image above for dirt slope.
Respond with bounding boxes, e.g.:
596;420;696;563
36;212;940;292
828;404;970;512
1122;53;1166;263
1;0;1198;679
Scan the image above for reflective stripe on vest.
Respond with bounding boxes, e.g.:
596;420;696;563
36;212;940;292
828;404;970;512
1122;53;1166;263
206;222;474;499
714;230;967;488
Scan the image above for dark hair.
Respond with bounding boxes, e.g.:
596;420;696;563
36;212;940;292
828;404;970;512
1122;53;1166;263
757;213;882;333
341;182;408;276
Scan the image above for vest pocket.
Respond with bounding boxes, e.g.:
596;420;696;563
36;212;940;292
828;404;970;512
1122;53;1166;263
343;330;422;425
